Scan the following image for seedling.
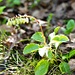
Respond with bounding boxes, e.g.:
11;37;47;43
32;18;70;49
61;19;75;34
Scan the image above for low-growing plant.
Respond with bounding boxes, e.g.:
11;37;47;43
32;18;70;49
23;28;71;75
61;19;75;34
6;14;71;75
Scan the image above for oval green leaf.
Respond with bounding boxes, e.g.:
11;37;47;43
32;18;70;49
23;43;39;54
35;59;49;75
31;32;44;42
54;26;60;34
62;54;69;60
66;19;75;34
69;50;75;58
0;6;6;14
52;34;69;43
66;19;75;30
59;62;71;74
46;50;53;60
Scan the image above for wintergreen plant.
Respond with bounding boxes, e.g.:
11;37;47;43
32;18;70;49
6;15;71;75
23;27;70;75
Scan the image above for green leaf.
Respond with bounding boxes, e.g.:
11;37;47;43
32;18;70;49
35;59;49;75
66;19;75;30
13;0;21;5
52;34;69;49
23;43;39;54
64;29;73;34
54;26;60;34
59;62;71;74
69;50;75;58
53;34;69;43
62;54;69;60
46;50;53;60
0;0;2;2
66;19;75;34
31;32;44;42
61;27;67;34
0;6;6;14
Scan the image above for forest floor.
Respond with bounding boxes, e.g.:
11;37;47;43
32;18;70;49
0;0;75;75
